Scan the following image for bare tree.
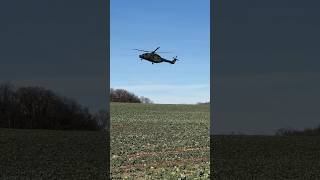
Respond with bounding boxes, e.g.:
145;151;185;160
94;110;109;129
110;88;141;103
0;82;104;130
140;96;153;104
0;82;16;128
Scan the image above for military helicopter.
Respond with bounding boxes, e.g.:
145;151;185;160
133;47;179;64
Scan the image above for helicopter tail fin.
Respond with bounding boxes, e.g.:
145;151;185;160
171;56;179;64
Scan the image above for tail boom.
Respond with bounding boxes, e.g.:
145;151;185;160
161;57;178;64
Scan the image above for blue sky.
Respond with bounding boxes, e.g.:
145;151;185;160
110;0;210;104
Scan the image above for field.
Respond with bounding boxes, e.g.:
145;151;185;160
212;135;320;179
111;103;210;179
0;128;108;180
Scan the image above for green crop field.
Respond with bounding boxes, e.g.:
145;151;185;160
0;128;108;180
212;135;320;179
110;103;210;179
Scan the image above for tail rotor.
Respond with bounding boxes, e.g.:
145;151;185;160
172;56;179;64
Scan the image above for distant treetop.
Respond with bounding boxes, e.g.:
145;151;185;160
110;88;153;104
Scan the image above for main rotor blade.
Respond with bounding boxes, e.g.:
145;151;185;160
157;51;172;53
152;47;160;53
132;49;150;52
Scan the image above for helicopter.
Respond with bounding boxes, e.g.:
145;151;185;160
133;47;179;64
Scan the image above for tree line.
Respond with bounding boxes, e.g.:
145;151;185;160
0;82;108;130
110;88;153;104
276;126;320;136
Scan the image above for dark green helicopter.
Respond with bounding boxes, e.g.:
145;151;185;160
133;47;179;64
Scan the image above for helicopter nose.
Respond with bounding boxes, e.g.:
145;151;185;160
139;55;143;58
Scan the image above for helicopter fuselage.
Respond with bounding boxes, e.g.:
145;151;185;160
139;53;163;63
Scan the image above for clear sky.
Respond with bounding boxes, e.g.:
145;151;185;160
110;0;210;104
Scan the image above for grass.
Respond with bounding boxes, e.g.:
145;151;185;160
0;128;108;180
111;103;210;179
212;135;320;179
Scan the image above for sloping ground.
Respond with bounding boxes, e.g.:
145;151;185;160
212;135;320;179
0;128;108;180
111;103;210;179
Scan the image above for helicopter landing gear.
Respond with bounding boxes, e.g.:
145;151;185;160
152;63;154;64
